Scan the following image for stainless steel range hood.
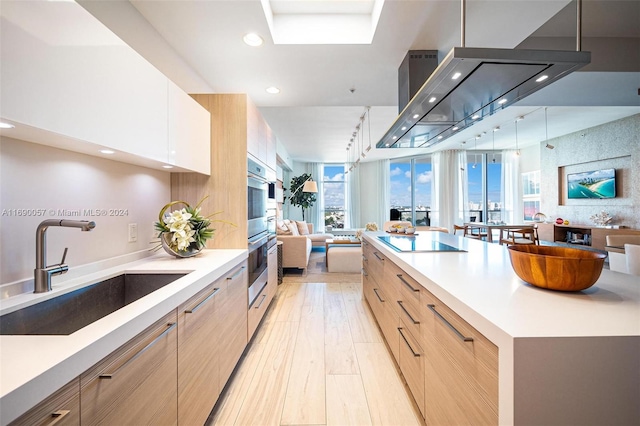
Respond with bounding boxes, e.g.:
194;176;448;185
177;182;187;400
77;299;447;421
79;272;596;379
377;47;590;149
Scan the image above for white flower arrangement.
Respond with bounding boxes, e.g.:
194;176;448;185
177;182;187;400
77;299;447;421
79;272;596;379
365;222;378;231
590;210;613;227
153;197;234;256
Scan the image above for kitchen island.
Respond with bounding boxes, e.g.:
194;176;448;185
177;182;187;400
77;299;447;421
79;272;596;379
363;232;639;426
0;249;247;425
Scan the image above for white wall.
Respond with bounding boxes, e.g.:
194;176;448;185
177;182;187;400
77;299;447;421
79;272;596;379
540;114;639;229
0;137;170;284
358;162;383;228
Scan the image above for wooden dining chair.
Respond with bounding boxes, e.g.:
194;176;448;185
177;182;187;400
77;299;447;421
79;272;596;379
453;224;467;235
500;226;539;246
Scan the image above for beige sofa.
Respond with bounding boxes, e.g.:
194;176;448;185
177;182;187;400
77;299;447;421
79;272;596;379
277;220;333;269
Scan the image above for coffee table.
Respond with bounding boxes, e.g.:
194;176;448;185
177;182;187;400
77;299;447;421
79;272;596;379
325;238;361;266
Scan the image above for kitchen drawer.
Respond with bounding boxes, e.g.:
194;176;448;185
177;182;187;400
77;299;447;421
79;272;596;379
80;310;178;425
248;283;271;340
398;326;425;417
9;378;79;426
395;270;422;309
362;239;386;281
396;297;423;349
421;289;498;424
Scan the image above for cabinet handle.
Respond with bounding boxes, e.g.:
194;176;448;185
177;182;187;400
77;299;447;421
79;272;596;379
398;327;420;357
397;301;420;324
185;287;220;314
362;255;368;263
254;293;267;309
373;252;385;261
47;410;71;425
427;304;473;342
397;274;419;292
362;269;368;277
227;266;246;280
373;288;385;303
99;322;177;379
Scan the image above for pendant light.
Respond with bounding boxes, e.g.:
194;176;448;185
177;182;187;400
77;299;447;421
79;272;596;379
514;117;522;157
544;107;555;149
491;126;498;163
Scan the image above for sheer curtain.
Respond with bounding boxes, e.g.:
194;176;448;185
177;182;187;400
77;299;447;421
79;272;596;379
346;165;360;229
376;159;390;226
501;150;522;224
431;150;467;231
307;163;324;232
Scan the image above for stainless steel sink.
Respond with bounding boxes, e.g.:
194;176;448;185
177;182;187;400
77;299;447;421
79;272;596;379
0;273;187;335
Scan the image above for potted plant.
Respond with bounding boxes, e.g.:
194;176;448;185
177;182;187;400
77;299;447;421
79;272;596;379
287;173;316;221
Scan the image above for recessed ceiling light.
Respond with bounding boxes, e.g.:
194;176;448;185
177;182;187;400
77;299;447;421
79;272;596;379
472;114;480;120
401;126;407;131
100;149;115;154
392;136;398;140
437;135;443;140
452;72;462;80
385;143;390;147
266;86;280;94
428;97;436;103
536;75;549;82
0;122;15;129
162;165;174;169
412;114;420;119
452;126;459;131
498;98;507;104
243;33;263;47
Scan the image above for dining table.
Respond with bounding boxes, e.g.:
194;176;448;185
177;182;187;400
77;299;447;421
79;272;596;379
463;222;536;244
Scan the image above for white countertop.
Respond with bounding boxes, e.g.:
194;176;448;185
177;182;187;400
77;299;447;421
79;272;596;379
0;249;247;425
365;232;640;345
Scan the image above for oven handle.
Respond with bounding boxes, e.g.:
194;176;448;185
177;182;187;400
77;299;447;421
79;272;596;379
249;235;269;246
248;173;269;184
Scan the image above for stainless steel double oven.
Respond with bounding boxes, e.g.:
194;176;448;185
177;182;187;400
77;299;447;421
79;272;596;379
247;158;276;308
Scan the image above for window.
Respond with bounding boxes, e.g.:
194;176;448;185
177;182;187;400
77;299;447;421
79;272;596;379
323;164;345;228
522;170;541;221
390;157;432;225
465;152;503;223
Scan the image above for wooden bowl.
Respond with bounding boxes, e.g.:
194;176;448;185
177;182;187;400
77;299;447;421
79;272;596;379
507;245;607;291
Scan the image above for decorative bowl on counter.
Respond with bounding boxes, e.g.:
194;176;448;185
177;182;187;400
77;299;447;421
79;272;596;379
507;245;607;291
405;227;416;234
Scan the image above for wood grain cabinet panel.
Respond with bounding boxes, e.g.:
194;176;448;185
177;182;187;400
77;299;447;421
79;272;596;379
8;378;79;426
421;289;498;426
217;262;249;388
398;326;425;417
177;280;222;426
80;311;178;426
248;283;271;340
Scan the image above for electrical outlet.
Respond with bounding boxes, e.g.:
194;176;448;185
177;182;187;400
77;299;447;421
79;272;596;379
128;223;138;243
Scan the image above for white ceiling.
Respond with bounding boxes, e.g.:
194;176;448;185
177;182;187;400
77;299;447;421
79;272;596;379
79;0;640;165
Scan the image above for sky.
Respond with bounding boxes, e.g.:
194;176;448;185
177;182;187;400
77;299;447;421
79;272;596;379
323;165;345;209
389;158;502;207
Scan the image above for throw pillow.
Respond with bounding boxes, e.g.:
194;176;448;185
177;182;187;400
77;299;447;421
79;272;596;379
296;221;310;235
286;221;300;236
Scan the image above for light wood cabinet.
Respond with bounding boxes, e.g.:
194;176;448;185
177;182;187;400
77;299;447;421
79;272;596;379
421;289;498;426
217;262;249;388
173;94;276;249
177;280;222;426
248;283;270;340
537;223;640;251
80;310;178;425
267;244;278;302
8;378;79;426
362;239;498;425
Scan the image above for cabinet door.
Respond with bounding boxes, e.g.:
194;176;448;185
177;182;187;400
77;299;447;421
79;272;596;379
80;311;178;426
217;261;249;388
247;282;271;340
398;326;425;417
267;245;278;301
9;378;79;426
421;290;498;426
177;281;222;426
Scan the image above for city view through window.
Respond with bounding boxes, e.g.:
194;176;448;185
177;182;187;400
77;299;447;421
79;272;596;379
390;154;504;226
324;165;346;228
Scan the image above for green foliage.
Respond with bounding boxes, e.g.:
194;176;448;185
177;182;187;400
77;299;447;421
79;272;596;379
289;173;316;220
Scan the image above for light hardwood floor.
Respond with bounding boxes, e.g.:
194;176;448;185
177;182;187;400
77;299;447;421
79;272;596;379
207;252;424;426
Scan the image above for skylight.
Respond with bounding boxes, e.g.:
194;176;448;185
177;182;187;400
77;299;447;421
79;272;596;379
260;0;385;44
